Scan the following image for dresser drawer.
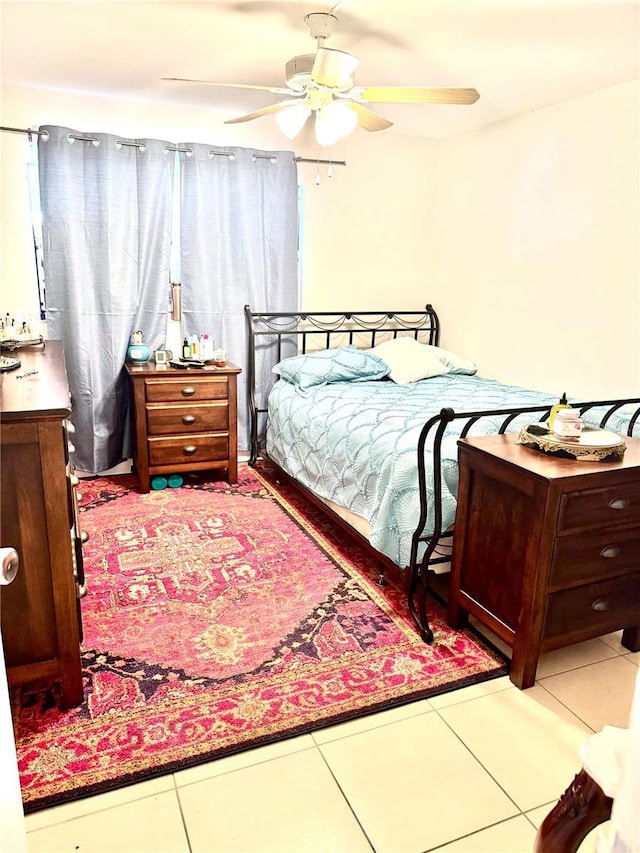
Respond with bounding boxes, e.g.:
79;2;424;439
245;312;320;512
558;481;640;531
145;377;229;403
146;402;229;436
544;573;640;641
551;526;640;588
148;433;229;466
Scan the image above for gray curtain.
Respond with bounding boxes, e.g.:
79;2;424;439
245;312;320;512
180;144;299;451
38;126;175;473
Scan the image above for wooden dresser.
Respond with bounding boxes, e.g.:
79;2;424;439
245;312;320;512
448;433;640;689
0;342;84;707
126;361;241;492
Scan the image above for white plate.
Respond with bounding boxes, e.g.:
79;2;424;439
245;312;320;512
535;423;624;449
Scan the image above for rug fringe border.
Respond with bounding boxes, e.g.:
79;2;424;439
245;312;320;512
22;660;507;815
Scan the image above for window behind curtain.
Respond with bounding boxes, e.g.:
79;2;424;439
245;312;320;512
36;128;299;469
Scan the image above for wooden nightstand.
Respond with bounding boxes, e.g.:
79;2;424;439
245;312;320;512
448;433;640;689
126;361;241;493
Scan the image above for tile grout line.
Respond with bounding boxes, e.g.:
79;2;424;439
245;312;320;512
311;739;378;853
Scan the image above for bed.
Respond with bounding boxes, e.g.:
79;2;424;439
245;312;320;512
245;303;640;643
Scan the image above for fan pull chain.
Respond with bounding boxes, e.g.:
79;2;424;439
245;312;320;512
297;154;346;185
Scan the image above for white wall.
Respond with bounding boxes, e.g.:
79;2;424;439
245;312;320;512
429;80;639;399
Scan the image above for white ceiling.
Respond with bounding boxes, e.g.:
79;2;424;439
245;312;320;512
2;0;639;140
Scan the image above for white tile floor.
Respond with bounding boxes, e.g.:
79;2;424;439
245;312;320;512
24;630;639;853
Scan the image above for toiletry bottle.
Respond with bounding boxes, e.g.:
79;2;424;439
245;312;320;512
182;337;190;359
549;393;571;431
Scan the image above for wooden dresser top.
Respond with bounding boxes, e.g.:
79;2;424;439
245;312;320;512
0;340;71;420
459;432;640;480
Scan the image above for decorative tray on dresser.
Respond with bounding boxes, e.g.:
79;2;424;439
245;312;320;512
0;341;85;708
125;361;242;492
448;433;640;689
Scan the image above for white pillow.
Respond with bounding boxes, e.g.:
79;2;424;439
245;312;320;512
369;337;448;384
426;344;477;375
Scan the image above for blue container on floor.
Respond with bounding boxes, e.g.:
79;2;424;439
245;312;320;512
151;476;168;490
167;474;183;488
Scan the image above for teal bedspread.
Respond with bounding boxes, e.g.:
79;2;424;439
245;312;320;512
266;374;574;568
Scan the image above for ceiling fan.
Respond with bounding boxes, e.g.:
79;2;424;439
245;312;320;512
164;11;479;146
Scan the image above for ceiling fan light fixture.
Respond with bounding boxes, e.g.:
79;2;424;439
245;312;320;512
165;12;480;139
314;101;358;146
275;103;312;138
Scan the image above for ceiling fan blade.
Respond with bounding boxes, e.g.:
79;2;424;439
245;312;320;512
347;102;393;132
311;47;359;88
162;77;294;97
355;86;480;105
224;100;303;125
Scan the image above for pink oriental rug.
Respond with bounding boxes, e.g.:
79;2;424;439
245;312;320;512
13;466;507;813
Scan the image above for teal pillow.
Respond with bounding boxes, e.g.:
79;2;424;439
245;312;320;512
273;346;389;391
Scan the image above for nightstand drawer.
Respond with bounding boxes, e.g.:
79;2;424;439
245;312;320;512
148;433;229;466
558;482;640;531
544;573;640;640
551;526;640;587
146;402;229;436
145;377;229;403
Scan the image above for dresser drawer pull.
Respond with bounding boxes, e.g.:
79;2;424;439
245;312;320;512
183;445;197;455
181;386;196;397
608;498;630;510
181;415;196;425
0;548;19;585
80;529;90;544
600;545;621;559
591;598;610;612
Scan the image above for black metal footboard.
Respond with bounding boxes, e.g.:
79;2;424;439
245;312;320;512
408;399;640;642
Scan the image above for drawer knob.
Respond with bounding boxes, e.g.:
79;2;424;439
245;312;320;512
609;498;630;510
183;445;197;455
80;529;90;544
600;546;621;559
0;548;19;585
182;414;196;425
591;598;610;612
181;386;196;397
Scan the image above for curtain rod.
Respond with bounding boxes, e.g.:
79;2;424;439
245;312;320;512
1;125;47;139
296;157;346;166
1;126;346;167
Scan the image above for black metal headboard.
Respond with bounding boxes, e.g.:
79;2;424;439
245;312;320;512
244;304;440;464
